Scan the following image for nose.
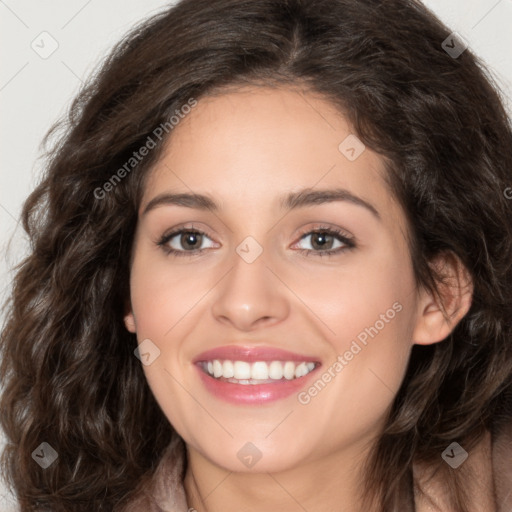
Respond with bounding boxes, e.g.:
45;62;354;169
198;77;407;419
211;247;290;332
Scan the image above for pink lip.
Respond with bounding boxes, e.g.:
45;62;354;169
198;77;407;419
193;345;319;363
193;345;321;405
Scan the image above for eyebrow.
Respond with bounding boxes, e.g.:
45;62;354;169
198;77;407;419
142;187;381;220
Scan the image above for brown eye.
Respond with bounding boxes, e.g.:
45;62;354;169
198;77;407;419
157;228;218;257
296;230;350;252
292;226;356;258
309;232;336;250
178;231;203;250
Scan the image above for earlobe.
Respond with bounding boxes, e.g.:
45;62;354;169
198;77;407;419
412;251;473;346
123;299;137;333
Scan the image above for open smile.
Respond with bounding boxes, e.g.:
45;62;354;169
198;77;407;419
193;345;321;404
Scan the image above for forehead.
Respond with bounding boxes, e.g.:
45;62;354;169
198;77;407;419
141;86;407;237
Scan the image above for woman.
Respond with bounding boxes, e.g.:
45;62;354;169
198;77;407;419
1;0;511;510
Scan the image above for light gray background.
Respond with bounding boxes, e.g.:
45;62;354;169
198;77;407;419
1;0;511;509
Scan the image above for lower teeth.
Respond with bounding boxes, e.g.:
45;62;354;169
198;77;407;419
216;376;300;384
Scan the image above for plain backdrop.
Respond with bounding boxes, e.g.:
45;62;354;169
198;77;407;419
1;0;511;509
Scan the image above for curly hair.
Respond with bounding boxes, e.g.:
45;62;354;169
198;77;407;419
1;0;511;510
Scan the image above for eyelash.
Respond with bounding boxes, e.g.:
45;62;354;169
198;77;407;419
295;225;356;258
156;224;356;258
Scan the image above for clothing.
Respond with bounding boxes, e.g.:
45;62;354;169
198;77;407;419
122;434;189;512
122;425;512;511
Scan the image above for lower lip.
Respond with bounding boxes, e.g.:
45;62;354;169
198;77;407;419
195;365;319;405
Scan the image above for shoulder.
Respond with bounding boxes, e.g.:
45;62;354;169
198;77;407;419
493;420;512;511
414;425;512;512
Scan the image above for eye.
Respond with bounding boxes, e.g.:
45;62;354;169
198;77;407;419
157;228;217;256
156;224;356;258
293;226;356;257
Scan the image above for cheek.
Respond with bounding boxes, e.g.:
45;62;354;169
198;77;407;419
129;253;201;431
292;245;415;407
288;246;414;353
129;253;213;337
140;361;196;440
296;283;414;448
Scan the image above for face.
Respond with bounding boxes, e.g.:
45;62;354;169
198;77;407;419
124;85;427;474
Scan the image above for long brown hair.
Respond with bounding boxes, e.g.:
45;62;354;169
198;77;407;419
1;0;511;510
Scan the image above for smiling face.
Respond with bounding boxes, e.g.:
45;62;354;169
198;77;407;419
123;85;438;475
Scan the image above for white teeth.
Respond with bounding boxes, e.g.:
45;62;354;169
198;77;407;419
204;359;316;381
233;361;251;379
295;362;308;378
251;361;269;380
213;360;223;378
268;361;283;380
222;360;234;378
283;361;295;380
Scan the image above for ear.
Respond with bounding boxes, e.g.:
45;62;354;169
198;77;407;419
412;251;473;345
123;297;137;333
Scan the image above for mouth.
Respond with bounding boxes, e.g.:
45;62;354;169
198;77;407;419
199;359;317;384
193;345;321;404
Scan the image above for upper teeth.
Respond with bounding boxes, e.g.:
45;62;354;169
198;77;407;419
204;360;316;380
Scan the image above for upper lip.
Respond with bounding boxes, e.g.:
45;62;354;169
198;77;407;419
193;345;320;363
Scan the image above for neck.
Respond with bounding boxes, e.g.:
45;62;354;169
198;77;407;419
183;436;380;512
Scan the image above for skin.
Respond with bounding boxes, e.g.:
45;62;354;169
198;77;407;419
124;85;473;512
